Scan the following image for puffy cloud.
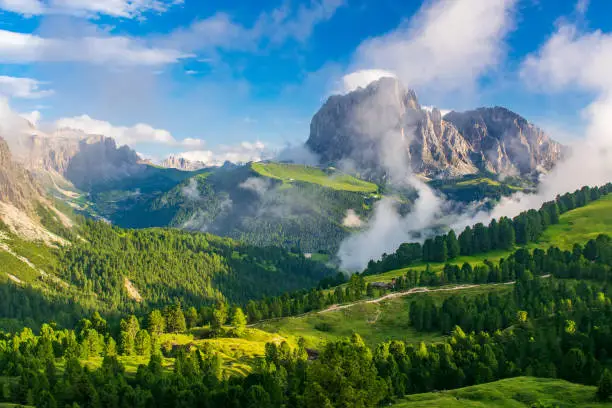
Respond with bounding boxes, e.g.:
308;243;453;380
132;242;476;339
480;23;612;222
0;0;183;18
349;0;516;91
0;29;190;66
54;115;205;148
0;75;53;98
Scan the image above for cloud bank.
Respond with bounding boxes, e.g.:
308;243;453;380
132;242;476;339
350;0;516;91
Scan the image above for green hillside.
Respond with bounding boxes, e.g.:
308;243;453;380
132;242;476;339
393;377;611;407
98;163;379;253
428;173;532;203
251;162;379;193
534;194;612;250
365;191;612;284
255;283;510;348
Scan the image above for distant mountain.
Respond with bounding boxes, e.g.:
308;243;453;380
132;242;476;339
160;155;207;171
306;77;563;181
15;130;143;191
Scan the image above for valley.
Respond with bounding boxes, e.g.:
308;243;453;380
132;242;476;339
0;74;610;408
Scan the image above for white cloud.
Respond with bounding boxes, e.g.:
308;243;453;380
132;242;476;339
54;114;205;148
478;23;612;223
178;140;269;166
337;69;396;94
165;0;344;54
0;0;44;15
350;0;516;91
0;29;190;66
20;110;41;126
0;75;53;98
0;0;183;18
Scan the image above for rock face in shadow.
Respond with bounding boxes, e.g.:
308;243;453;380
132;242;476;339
306;77;563;181
15;131;144;191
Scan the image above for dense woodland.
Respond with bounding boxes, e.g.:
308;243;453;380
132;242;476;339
0;220;336;331
364;183;612;276
2;237;612;407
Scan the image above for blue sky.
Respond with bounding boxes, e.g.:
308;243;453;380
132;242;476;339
0;0;611;163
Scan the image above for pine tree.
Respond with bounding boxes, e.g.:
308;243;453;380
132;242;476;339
165;304;187;333
147;309;165;336
446;230;460;259
598;369;612;400
231;307;247;336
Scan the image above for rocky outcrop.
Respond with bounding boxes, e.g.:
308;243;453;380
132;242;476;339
306;77;563;181
160;155;207;171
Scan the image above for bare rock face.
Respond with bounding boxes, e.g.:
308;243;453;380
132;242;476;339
160;155;207;171
0;136;43;212
444;107;564;176
306;77;563;181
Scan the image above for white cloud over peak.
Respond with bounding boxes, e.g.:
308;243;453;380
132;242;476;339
0;75;54;98
54;115;205;148
351;0;516;91
0;0;183;18
338;69;396;94
0;29;190;66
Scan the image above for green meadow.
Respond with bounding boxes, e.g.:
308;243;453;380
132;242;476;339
393;377;612;407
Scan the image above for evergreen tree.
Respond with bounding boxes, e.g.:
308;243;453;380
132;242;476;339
598;369;612;401
147;310;165;336
165;304;187;333
446;230;460;259
231;307;247;336
212;301;229;332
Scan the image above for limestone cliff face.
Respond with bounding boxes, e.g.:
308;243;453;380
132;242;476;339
306;78;563;181
444;107;564;176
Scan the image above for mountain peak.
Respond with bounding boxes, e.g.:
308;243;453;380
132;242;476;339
307;86;564;180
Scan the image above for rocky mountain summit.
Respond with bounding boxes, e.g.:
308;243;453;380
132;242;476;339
306;77;563;181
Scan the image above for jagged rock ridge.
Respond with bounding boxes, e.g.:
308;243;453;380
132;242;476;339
160;155;207;171
306;77;563;181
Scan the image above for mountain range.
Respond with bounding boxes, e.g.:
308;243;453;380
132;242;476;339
0;77;564;253
306;77;563;181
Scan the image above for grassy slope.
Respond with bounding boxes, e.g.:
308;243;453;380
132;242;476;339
393;377;612;407
255;284;511;349
251;162;378;193
366;194;612;284
534;194;612;250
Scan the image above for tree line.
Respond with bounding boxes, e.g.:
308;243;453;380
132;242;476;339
3;271;612;406
364;183;612;275
232;233;612;326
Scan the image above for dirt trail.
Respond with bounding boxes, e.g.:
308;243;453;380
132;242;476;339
251;276;550;327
